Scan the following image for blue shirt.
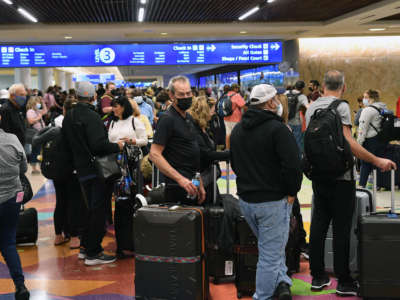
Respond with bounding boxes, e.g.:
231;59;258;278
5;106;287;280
139;102;154;125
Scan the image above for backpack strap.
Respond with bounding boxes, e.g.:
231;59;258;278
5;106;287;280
367;105;381;134
327;99;347;111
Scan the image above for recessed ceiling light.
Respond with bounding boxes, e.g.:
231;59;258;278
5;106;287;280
2;0;13;5
64;36;72;39
140;0;146;4
369;28;386;31
267;0;275;3
160;32;168;35
240;31;248;34
138;7;145;22
238;6;260;21
17;7;38;23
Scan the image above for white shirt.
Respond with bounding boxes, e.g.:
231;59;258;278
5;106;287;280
108;116;148;147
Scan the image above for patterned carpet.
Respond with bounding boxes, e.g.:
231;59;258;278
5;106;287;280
0;172;361;299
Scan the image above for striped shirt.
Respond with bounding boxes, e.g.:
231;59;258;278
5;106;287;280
0;129;27;204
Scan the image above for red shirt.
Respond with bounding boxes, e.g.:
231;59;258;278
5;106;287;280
224;91;246;123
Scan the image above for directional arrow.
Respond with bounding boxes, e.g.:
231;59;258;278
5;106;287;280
206;44;216;52
271;43;280;51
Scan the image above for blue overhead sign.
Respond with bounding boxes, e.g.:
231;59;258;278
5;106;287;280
0;42;283;68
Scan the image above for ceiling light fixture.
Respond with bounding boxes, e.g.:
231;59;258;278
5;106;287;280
138;7;145;22
2;0;13;5
267;0;275;3
64;36;72;39
369;28;386;31
140;0;146;4
160;32;168;35
238;6;260;21
240;31;247;34
17;7;38;22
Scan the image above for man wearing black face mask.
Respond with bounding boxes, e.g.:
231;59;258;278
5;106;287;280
308;80;321;103
150;75;206;205
0;83;27;146
99;82;116;128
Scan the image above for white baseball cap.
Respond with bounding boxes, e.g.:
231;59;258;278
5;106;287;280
249;84;277;106
0;89;9;99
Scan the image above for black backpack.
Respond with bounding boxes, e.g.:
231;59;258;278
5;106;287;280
217;93;234;117
368;105;400;143
41;127;74;181
287;91;299;120
303;100;353;181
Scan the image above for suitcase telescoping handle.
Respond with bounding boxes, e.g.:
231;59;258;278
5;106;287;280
372;168;396;214
212;159;231;205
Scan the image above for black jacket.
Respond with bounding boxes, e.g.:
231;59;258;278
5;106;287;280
193;123;230;173
0;100;26;146
230;107;302;203
62;102;120;178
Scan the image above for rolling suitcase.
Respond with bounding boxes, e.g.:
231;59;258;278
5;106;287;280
376;144;400;189
206;162;236;284
16;206;38;245
234;216;258;299
311;186;373;274
134;205;209;300
359;169;400;298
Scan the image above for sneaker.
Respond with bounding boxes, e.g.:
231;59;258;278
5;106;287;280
78;248;86;260
275;282;292;300
84;252;116;266
311;276;331;291
15;284;30;300
300;245;310;260
336;281;359;297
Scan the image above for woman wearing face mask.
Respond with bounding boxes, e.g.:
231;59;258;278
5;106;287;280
107;96;148;258
357;89;388;188
26;96;47;174
189;96;230;205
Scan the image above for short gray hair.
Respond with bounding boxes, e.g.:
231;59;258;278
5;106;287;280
8;83;25;96
324;70;345;91
168;75;190;95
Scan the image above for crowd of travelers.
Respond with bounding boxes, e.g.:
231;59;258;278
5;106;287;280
0;70;397;300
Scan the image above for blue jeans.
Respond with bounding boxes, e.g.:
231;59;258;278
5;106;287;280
239;198;293;300
0;197;25;287
289;124;303;156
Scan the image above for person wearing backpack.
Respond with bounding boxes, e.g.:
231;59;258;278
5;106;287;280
221;84;246;149
285;81;309;154
357;89;388;188
304;70;396;296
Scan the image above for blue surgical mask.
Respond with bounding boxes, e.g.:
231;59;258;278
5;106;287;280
134;96;144;104
15;95;26;107
36;103;42;110
92;100;98;107
276;104;283;117
363;98;369;106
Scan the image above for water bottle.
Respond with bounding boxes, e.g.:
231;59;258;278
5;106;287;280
187;172;201;200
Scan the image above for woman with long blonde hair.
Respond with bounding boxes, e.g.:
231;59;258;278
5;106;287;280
189;96;229;205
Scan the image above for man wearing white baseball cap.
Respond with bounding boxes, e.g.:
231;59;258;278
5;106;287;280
230;84;302;300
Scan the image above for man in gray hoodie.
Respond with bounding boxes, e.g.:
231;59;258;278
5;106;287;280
357;89;388;188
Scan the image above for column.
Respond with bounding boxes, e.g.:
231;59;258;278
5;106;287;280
14;68;32;88
38;68;54;92
56;70;66;91
65;73;75;90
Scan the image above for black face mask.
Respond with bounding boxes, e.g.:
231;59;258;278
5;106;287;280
308;87;314;92
176;97;193;111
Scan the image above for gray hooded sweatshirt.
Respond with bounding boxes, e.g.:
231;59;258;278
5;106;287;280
357;102;387;145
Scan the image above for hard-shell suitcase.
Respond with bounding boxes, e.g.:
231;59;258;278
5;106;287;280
359;169;400;298
206;162;236;284
16;206;38;245
134;206;208;300
311;187;373;274
377;144;400;189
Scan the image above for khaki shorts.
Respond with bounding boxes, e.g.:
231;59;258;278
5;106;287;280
224;121;238;136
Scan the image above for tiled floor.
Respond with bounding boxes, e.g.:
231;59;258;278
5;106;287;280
7;164;400;299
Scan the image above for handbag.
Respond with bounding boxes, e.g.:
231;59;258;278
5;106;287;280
201;164;221;188
20;173;33;204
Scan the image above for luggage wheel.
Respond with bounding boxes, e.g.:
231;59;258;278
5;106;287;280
237;292;242;299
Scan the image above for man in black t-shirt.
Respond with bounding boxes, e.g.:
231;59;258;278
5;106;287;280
149;76;205;204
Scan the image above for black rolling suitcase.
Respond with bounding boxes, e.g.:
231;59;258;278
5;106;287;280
134;205;209;300
16;206;38;245
234;216;258;299
359;169;400;299
377;144;400;189
206;162;237;284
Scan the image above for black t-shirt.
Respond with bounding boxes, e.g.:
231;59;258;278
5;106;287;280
153;105;200;184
